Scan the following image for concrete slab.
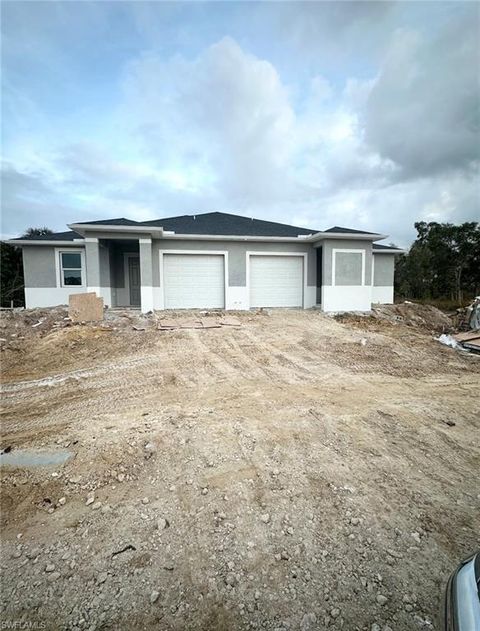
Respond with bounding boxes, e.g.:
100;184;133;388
0;449;73;468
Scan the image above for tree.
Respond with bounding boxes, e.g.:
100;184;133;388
0;243;24;307
1;227;54;308
21;227;53;238
395;221;480;304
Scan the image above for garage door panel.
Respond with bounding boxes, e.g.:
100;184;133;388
164;254;225;309
250;255;303;308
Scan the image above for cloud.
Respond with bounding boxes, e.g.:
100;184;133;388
1;4;479;246
364;8;480;177
0;161;74;237
263;1;397;69
120;37;297;206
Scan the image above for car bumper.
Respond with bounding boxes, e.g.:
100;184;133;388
444;553;480;631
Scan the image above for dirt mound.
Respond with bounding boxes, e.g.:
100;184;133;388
0;306;69;346
372;302;453;332
335;302;453;333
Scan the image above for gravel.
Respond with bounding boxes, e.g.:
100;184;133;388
1;308;478;630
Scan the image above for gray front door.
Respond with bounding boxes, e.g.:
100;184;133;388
128;257;141;306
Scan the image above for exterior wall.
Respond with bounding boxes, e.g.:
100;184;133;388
22;247;57;287
22;245;87;308
152;239;317;310
373;254;395;286
372;286;394;304
372;254;395;304
321;239;372;312
21;236;391;312
321;239;372;286
139;238;154;312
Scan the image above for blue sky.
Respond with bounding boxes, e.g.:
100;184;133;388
1;1;479;245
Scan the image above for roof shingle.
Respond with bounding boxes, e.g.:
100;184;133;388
11;230;81;241
324;226;379;235
140;212;318;237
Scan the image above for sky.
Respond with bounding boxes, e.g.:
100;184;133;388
1;1;479;246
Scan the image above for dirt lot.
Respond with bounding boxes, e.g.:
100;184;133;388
1;306;479;631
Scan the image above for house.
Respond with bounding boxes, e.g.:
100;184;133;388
9;212;402;313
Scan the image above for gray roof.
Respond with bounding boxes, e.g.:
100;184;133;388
139;212;317;237
324;226;379;235
13;212;384;241
373;243;402;251
11;230;81;241
73;217;141;226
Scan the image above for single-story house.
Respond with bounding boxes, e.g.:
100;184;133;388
8;212;403;313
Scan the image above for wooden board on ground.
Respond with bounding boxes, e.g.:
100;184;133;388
158;317;240;330
69;292;104;323
179;320;203;329
220;317;241;327
200;319;222;329
453;330;480;342
157;320;177;330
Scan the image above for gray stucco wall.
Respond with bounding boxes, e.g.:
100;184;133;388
85;241;100;287
22;247;58;288
99;243;111;288
321;239;372;286
334;251;363;285
151;240;317;287
373;254;395;286
23;238;378;295
140;240;153;287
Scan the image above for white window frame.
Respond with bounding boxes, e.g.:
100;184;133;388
55;248;86;288
159;250;229;308
246;251;308;308
332;248;365;287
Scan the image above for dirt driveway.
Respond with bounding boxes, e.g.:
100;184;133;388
1;308;479;630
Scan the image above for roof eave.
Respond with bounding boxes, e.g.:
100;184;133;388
68;226;322;241
308;231;387;242
5;239;85;246
159;233;315;241
373;248;404;254
68;223;165;238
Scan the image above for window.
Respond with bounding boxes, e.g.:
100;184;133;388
60;252;83;286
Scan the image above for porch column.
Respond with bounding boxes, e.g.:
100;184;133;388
85;237;112;306
139;237;154;313
85;237;101;296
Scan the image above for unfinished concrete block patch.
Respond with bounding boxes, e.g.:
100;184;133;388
69;292;104;323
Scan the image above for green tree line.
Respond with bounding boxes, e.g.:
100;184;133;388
395;221;480;305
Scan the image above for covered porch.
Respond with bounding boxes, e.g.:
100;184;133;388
84;237;154;312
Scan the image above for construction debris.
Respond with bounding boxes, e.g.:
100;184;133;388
68;292;104;323
437;334;462;350
470;297;480;329
437;329;480;353
452;330;480;353
157;317;241;331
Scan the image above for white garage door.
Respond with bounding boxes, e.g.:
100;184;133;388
163;254;225;309
249;255;304;308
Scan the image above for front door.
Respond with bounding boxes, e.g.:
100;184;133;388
128;257;141;306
